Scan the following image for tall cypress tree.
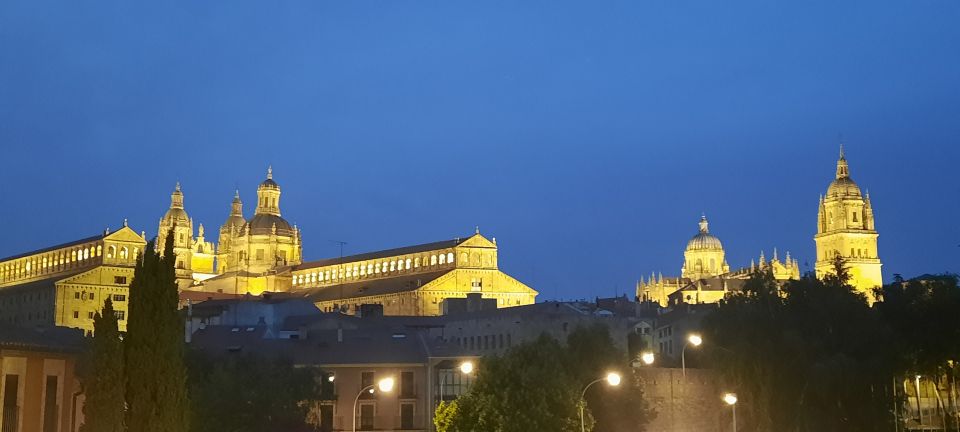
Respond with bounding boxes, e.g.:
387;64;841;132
79;297;125;432
125;234;189;432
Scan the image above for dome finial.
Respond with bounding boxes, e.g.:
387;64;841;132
699;214;709;234
175;181;181;192
234;189;240;199
267;165;273;180
835;146;850;179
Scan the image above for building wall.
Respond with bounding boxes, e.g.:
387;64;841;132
309;364;429;432
0;227;143;332
0;350;81;432
311;268;537;317
636;367;724;432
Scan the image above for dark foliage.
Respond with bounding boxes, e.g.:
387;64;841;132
79;298;125;432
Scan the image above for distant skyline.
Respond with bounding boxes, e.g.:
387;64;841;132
2;1;958;300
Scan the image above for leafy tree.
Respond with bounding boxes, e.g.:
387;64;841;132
187;351;323;432
703;258;898;431
876;273;960;428
79;297;125;432
567;323;654;432
125;235;190;432
436;335;582;432
436;327;652;432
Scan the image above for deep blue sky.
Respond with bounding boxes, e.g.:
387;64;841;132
2;1;958;300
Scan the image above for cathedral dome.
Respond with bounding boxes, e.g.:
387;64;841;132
826;176;862;198
245;213;294;236
221;190;246;232
826;146;862;198
259;166;279;189
161;183;190;225
686;215;723;251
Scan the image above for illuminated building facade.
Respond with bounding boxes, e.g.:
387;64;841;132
637;215;800;307
162;168;537;316
0;224;146;332
815;147;882;297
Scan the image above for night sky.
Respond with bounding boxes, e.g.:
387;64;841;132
2;1;958;301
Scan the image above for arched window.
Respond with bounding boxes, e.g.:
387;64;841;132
414;257;420;268
439;254;446;265
852;212;858;223
84;248;90;260
353;266;359;277
367;264;373;275
461;253;468;264
375;263;381;273
96;245;102;257
405;258;412;269
695;259;702;271
447;253;454;264
390;261;396;272
431;255;437;266
71;251;77;262
133;248;139;260
120;247;129;260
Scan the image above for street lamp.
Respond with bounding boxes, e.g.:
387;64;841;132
579;373;621;432
352;377;394;432
640;351;656;366
438;360;475;404
723;392;737;431
682;333;702;378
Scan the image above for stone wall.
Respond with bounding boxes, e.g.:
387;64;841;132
637;367;730;432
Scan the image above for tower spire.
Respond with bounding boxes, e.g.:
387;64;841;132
836;145;850;179
699;214;709;234
267;165;273;180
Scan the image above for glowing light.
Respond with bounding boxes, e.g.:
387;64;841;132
606;372;621;386
460;361;474;375
640;351;656;365
687;334;703;346
378;377;395;393
327;375;335;382
723;393;738;405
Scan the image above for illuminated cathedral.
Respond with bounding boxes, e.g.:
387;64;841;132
157;167;538;316
637;148;882;306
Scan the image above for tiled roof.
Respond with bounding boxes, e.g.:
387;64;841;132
189;324;473;365
296;238;472;271
0;325;86;353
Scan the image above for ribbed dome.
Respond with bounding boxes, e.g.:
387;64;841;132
244;213;294;236
222;214;246;232
826;176;862;198
163;207;190;223
686;215;723;251
687;232;723;251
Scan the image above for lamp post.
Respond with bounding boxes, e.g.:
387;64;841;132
682;333;702;378
353;377;394;432
723;393;737;431
438;360;474;405
579;373;621;432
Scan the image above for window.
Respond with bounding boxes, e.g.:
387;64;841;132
471;279;482;292
390;261;396;272
361;372;374;390
367;264;373;275
115;311;126;321
405;258;411;269
87;311;94;319
74;292;80;299
400;403;415;429
852;211;858;222
113;294;126;302
114;276;127;285
359;404;374;430
414;257;420;268
120;247;129;259
439;254;446;265
400;371;415;398
431;255;437;265
375;263;381;274
256;249;264;260
447;252;454;264
73;311;79;319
